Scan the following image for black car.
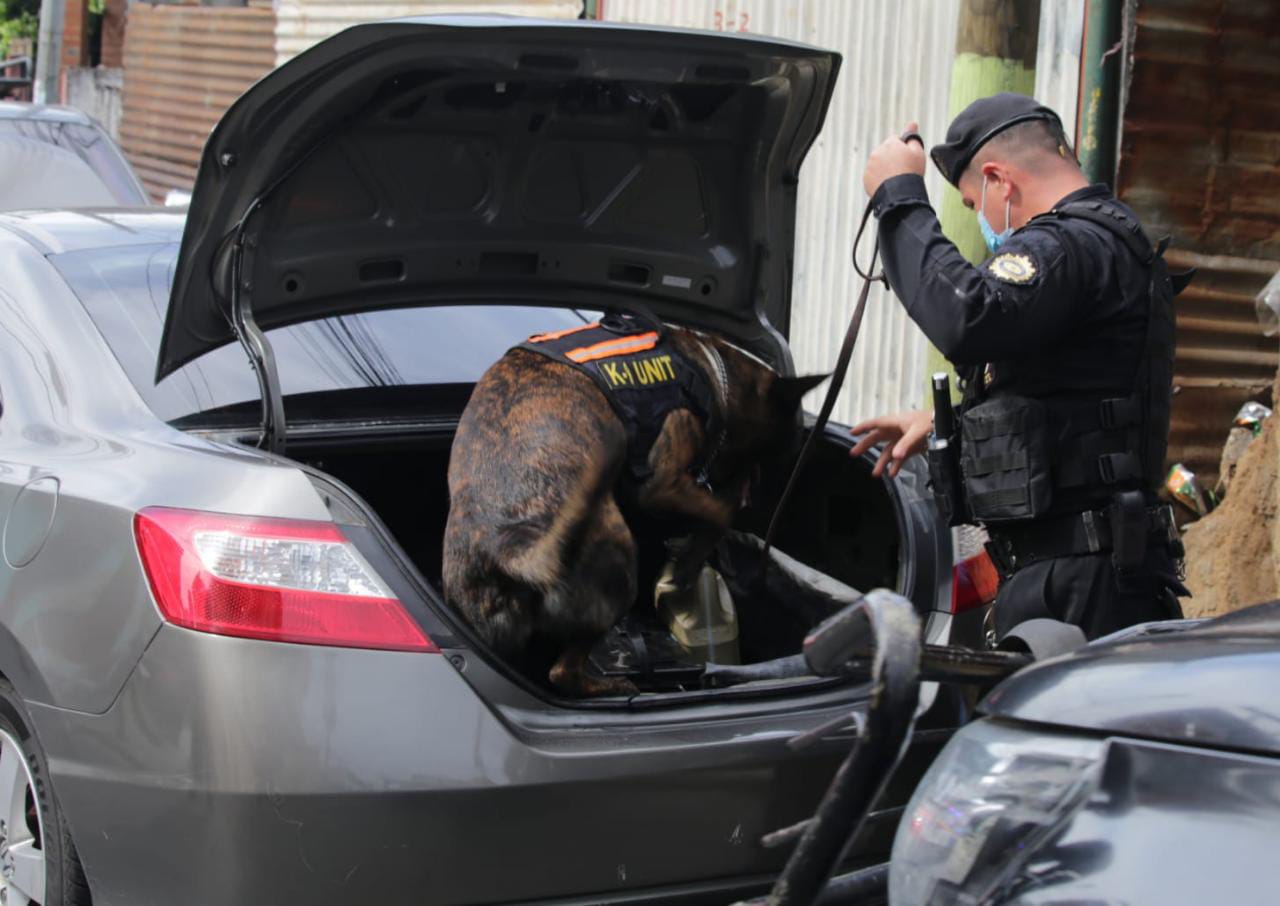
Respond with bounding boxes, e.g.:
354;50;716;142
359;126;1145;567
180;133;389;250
889;600;1280;905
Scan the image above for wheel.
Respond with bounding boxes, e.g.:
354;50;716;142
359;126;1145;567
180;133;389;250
0;680;90;906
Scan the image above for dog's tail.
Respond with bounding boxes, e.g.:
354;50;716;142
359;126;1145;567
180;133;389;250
499;452;620;590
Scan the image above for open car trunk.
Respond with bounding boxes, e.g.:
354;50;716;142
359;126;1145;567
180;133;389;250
289;416;904;698
144;14;918;702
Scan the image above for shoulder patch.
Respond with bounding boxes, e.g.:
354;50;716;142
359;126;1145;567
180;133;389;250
987;252;1037;284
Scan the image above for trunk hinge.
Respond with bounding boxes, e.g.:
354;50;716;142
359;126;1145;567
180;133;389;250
228;211;286;454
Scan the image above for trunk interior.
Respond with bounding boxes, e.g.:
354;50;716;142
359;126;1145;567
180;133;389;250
293;422;901;695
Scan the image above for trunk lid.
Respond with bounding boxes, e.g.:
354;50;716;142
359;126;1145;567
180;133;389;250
158;16;840;381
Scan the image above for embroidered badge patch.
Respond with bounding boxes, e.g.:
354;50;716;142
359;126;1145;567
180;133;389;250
988;253;1037;284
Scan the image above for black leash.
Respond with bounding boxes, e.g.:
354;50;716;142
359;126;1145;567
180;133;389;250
762;130;921;557
762;203;885;555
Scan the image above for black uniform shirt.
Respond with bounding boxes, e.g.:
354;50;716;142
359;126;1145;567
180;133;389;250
870;175;1151;403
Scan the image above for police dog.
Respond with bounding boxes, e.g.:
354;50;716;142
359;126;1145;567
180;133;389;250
443;322;824;697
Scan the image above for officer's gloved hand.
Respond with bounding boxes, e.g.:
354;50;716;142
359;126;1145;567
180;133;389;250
849;408;934;478
862;120;927;197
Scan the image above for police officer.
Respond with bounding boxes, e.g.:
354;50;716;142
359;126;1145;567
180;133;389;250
850;93;1189;640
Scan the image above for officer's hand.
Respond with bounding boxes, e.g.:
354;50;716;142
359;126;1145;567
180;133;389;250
849;408;934;478
862;122;927;197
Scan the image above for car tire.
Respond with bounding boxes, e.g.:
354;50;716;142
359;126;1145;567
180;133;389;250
0;679;91;906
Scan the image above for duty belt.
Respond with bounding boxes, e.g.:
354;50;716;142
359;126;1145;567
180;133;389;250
985;504;1180;575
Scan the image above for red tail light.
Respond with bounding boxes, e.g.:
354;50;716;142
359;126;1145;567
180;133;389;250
134;507;437;653
952;550;1001;615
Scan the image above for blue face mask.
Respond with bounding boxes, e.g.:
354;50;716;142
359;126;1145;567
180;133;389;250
977;174;1013;252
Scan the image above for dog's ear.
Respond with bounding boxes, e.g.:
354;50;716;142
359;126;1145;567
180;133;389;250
772;373;830;410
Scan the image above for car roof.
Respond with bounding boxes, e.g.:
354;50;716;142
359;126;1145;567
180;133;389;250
0;101;98;126
0;208;184;256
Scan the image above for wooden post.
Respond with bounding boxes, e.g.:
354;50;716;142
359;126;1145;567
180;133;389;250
926;0;1042;396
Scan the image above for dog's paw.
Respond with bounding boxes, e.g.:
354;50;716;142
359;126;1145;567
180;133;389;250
585;675;640;698
549;666;639;699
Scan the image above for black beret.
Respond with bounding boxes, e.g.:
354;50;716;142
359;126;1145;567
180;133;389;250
930;93;1064;187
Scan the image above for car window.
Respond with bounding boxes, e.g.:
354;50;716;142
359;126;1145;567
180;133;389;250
52;243;591;423
0;118;148;209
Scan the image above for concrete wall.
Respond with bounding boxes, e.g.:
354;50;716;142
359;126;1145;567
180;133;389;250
64;66;123;138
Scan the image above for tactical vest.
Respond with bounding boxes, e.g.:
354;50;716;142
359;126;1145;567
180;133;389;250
956;199;1183;523
516;313;722;483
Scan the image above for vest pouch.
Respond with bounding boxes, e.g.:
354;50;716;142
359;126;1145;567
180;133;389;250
960;396;1054;522
927;439;969;527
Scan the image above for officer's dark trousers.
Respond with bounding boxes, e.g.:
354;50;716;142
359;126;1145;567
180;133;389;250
993;547;1184;642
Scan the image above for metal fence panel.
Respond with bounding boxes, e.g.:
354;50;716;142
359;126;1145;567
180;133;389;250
120;4;276;201
600;0;960;423
1035;0;1083;136
600;1;1100;425
1117;0;1280;486
276;0;583;66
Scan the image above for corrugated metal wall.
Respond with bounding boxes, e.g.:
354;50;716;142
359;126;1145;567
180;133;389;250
1116;0;1280;487
601;0;960;423
1035;0;1083;138
600;1;1085;423
276;0;583;66
120;4;276;201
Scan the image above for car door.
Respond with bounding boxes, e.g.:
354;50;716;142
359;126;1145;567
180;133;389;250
0;232;161;713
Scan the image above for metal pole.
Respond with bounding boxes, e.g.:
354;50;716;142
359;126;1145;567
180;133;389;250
33;0;63;104
1076;0;1122;187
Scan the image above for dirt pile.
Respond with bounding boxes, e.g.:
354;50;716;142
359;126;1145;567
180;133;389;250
1182;372;1280;618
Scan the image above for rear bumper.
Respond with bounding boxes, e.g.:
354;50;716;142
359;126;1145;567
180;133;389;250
28;626;955;906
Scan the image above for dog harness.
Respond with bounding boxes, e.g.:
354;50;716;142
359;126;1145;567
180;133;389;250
516;313;725;485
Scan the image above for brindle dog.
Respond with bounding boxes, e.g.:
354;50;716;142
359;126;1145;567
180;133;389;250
443;326;825;697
